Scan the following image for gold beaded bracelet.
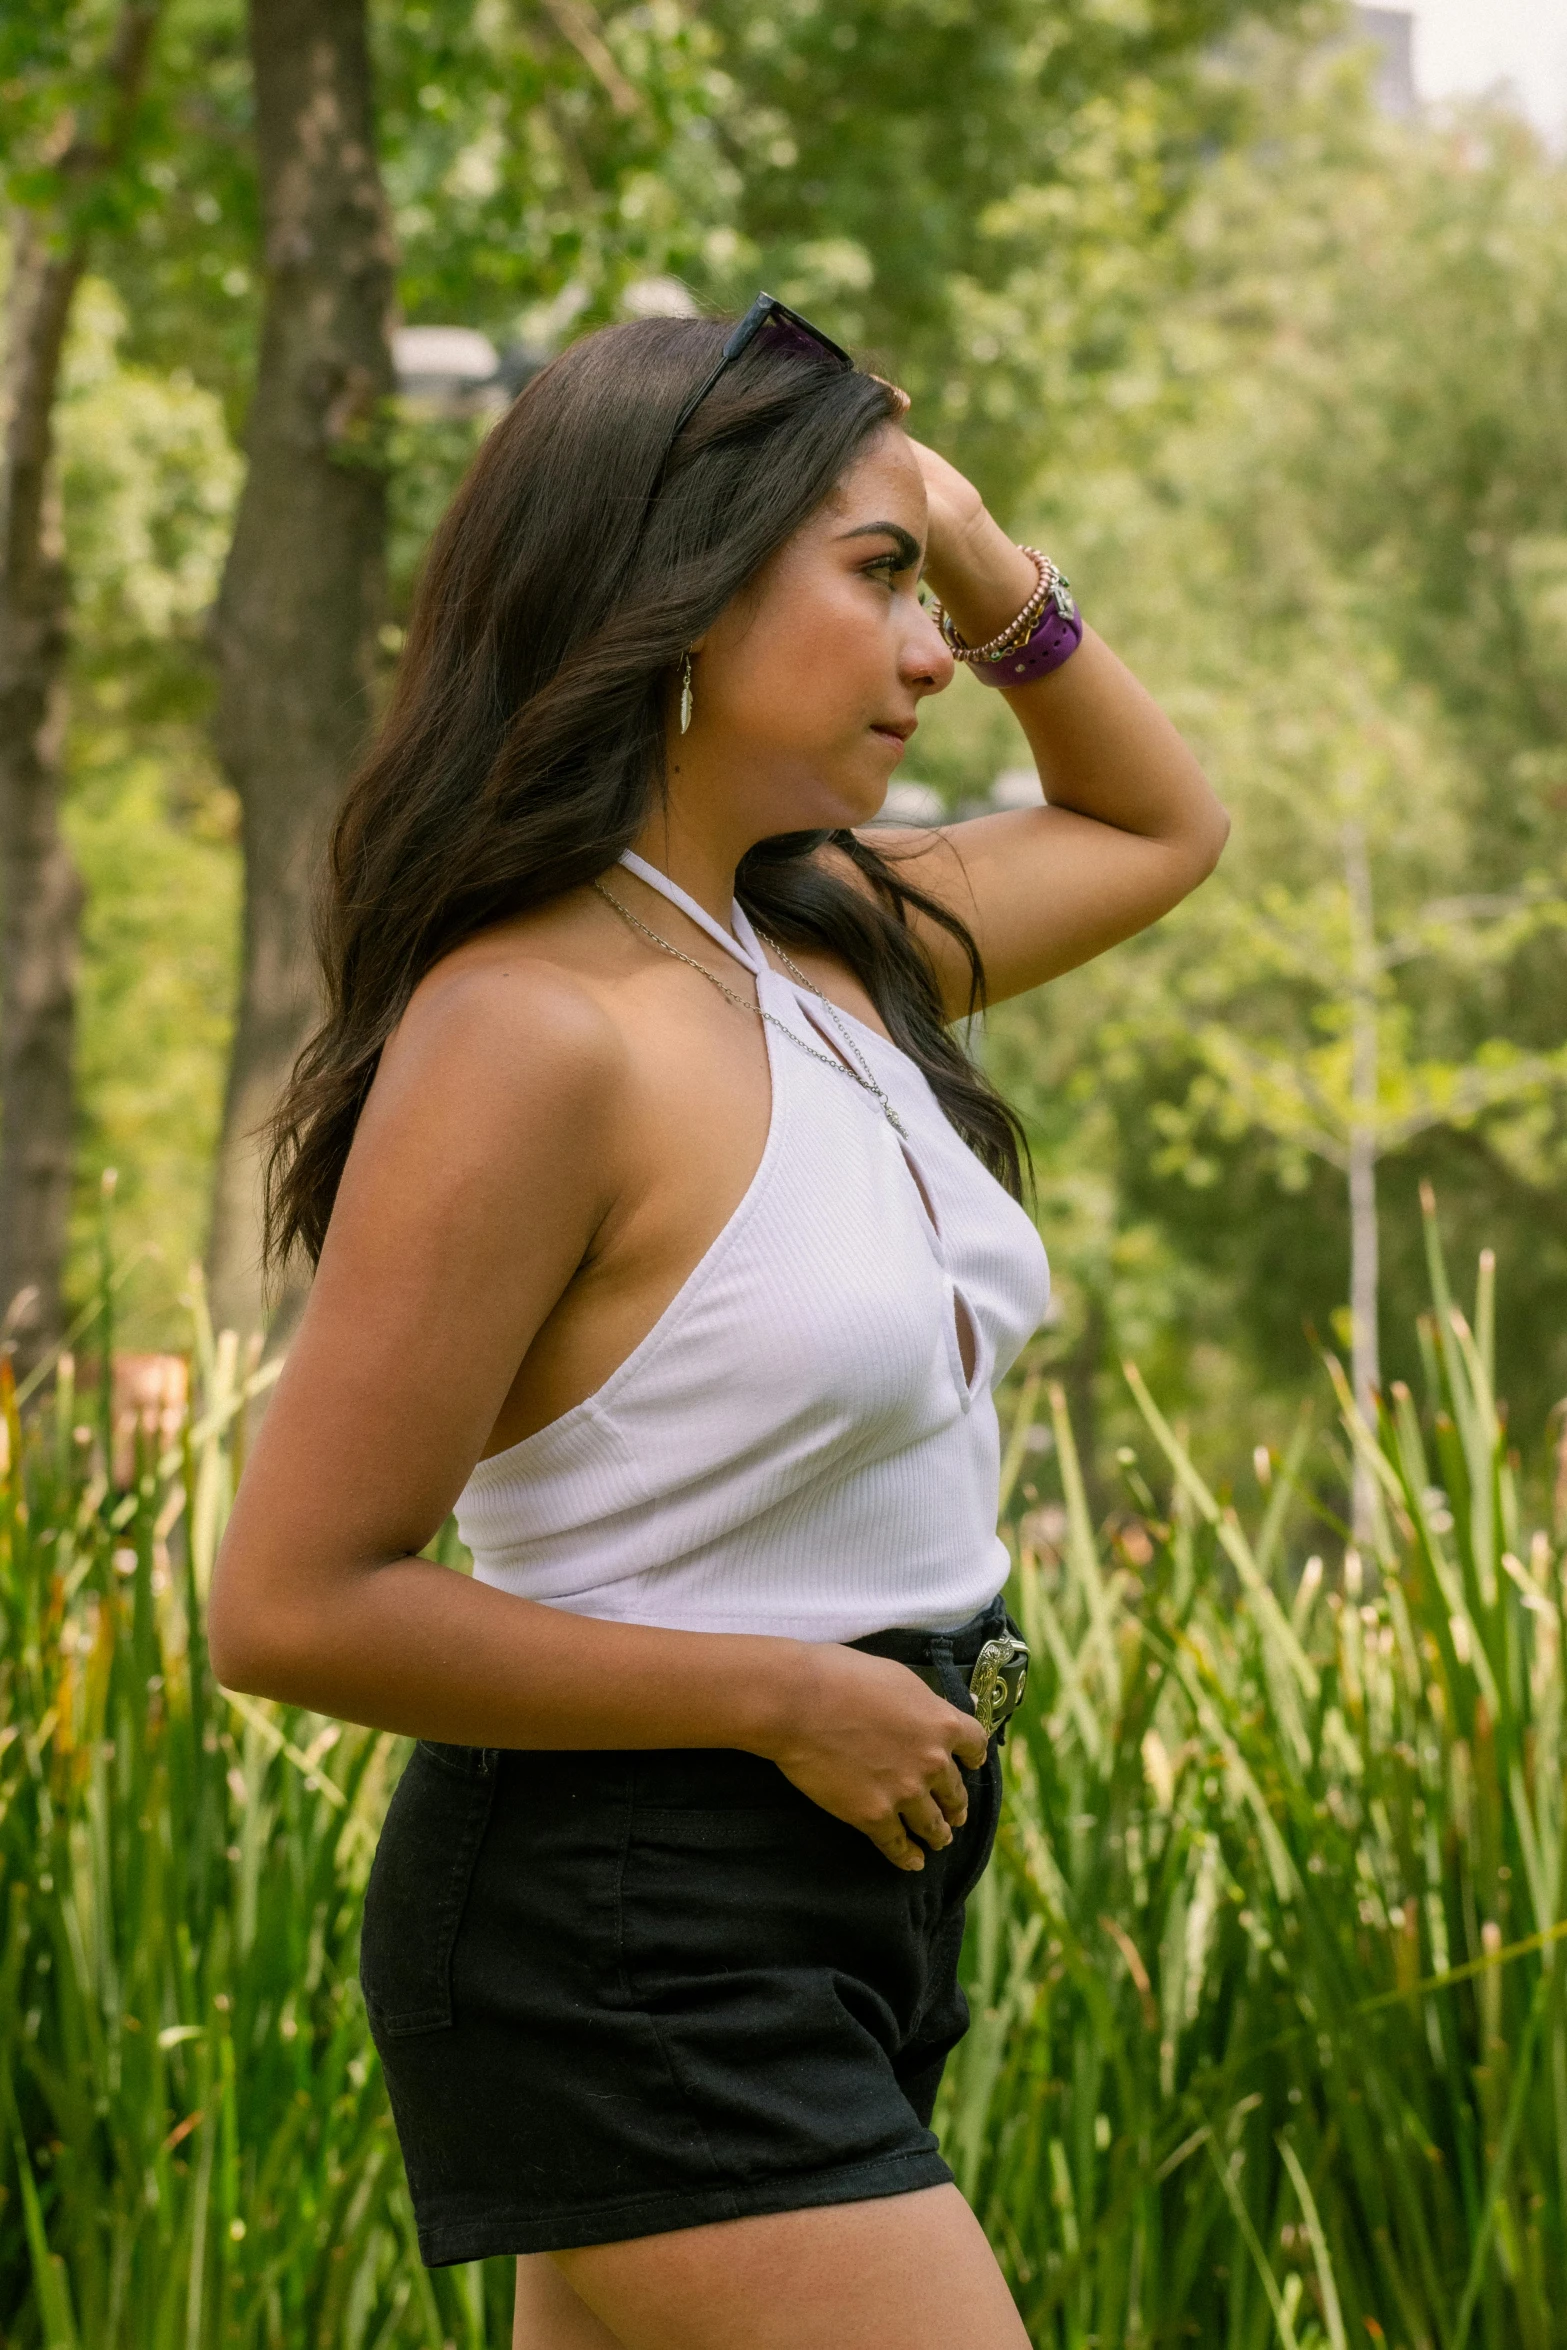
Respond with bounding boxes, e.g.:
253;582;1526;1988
932;547;1064;665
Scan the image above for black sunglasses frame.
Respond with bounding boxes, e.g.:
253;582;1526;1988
667;291;854;444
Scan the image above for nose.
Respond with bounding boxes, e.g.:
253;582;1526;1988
903;601;956;693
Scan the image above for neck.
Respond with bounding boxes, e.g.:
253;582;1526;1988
626;809;744;933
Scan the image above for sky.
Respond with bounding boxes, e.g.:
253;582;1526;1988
1403;0;1567;142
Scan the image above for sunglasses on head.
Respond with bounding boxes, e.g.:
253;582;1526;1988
667;291;854;443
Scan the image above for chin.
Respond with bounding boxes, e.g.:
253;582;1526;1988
755;751;899;838
827;789;891;833
839;758;907;830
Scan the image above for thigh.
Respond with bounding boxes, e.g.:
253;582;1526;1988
552;2184;1030;2350
513;2254;626;2349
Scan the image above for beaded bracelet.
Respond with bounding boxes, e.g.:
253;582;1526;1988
931;546;1054;664
929;543;1084;687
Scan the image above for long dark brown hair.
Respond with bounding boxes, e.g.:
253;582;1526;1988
265;312;1027;1272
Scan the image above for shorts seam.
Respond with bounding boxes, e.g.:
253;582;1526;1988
641;2004;738;2210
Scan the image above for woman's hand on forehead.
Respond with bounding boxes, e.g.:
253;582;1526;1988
904;437;987;566
846;431;1230;1015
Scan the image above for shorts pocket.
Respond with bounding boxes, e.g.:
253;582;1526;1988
360;1741;497;2039
619;1786;925;2015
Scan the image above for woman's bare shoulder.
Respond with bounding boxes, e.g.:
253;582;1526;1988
315;916;630;1346
373;908;631;1146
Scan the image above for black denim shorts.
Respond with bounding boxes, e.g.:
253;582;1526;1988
359;1595;1015;2265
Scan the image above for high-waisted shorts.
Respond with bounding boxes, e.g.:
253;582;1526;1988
359;1594;1014;2265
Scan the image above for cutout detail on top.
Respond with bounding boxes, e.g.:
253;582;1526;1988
899;1144;941;1237
952;1286;979;1388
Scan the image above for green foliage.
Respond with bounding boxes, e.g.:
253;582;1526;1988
59;276;239;717
690;0;1310;500
375;0;729;340
0;0;169;238
28;6;1567;1459
7;1210;1565;2345
5;12;1562;2341
65;749;238;1352
56;278;241;1349
0;1255;512;2347
94;0;261;421
44;14;1567;1426
940;1202;1567;2346
962;39;1567;1467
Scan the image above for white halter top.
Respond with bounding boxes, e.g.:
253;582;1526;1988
455;852;1050;1643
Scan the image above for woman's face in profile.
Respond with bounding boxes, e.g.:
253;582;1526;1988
673;423;955;843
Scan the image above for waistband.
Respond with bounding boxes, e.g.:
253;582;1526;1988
845;1591;1010;1673
848;1591;1028;1744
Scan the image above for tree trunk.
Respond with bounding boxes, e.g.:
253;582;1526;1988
0;5;160;1384
0;221;88;1377
207;0;396;1347
1343;815;1381;1543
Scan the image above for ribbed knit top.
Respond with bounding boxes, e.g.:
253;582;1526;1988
455;852;1050;1643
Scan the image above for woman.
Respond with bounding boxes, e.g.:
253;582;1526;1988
209;297;1227;2350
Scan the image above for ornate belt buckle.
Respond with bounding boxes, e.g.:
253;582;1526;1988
969;1629;1030;1735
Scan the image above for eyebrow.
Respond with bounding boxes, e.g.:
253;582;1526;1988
838;520;923;569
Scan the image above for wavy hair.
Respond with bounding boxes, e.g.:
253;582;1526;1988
264;312;1027;1271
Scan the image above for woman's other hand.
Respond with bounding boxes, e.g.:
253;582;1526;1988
761;1640;989;1871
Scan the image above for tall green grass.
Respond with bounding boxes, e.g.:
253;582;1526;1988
942;1194;1567;2348
4;1198;1563;2347
0;1253;513;2348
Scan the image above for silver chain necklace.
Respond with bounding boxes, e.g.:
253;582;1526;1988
592;879;910;1139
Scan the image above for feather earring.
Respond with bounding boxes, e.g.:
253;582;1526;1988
678;650;693;735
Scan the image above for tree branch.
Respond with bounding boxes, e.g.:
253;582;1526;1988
535;0;642;118
1377;1055;1565;1154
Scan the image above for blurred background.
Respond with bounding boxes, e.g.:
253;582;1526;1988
6;0;1565;1514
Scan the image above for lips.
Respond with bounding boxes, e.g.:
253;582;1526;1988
872;721;916;743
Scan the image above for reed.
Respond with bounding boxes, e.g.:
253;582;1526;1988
941;1193;1567;2349
0;1247;513;2348
3;1194;1562;2346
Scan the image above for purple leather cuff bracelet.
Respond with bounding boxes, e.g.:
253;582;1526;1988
969;602;1084;689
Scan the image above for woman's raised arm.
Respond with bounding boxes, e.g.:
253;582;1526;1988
867;440;1230;1014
